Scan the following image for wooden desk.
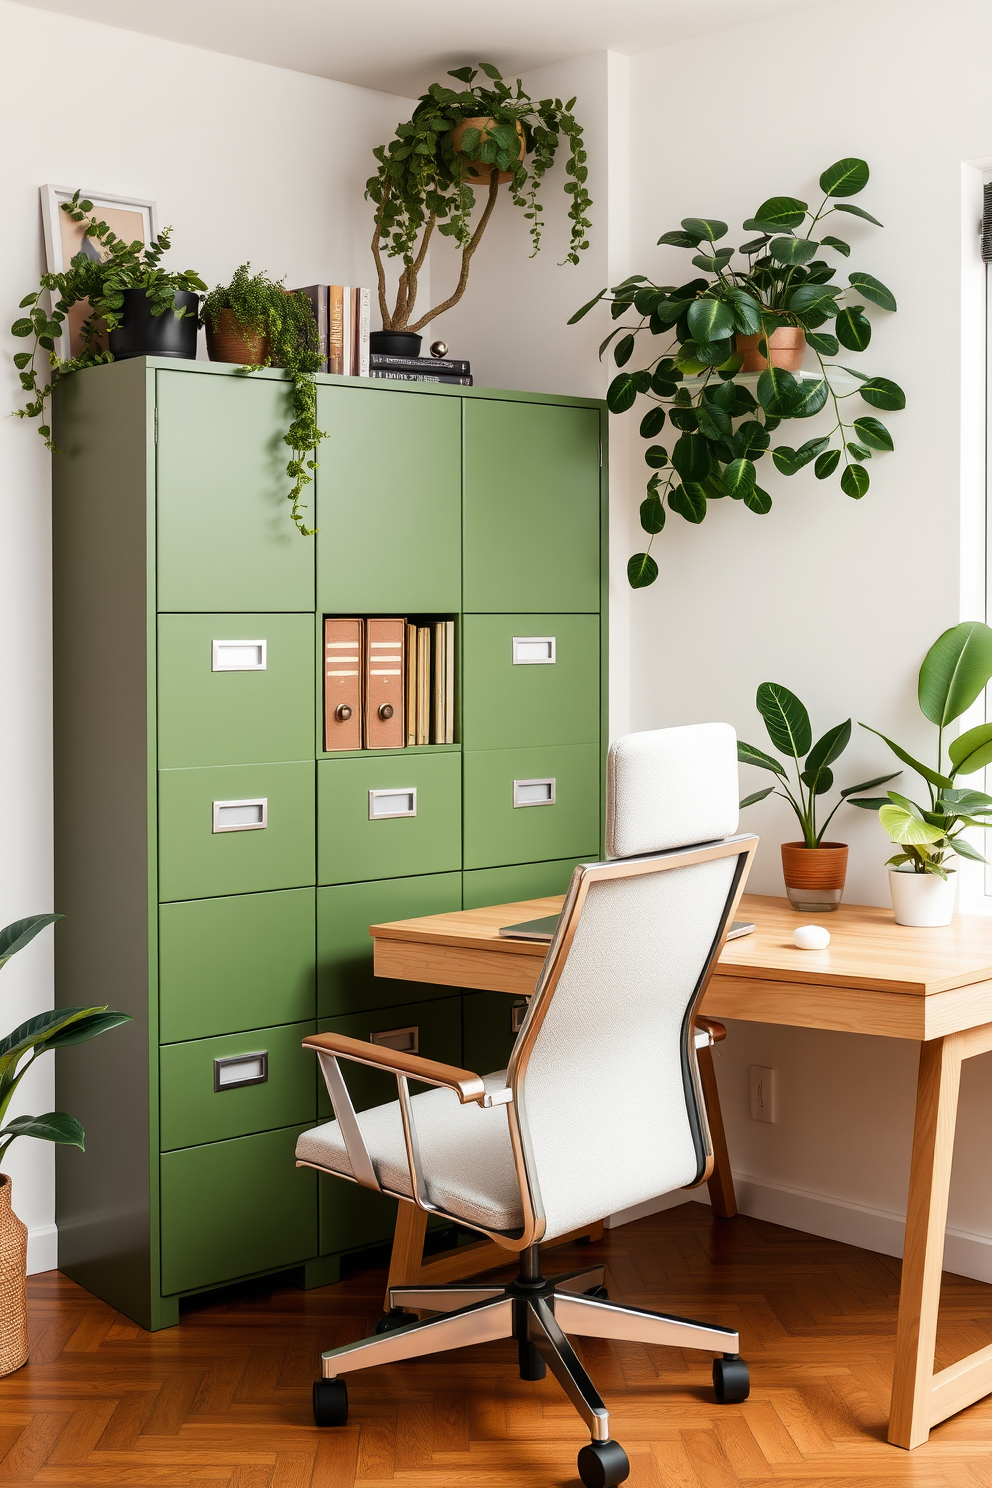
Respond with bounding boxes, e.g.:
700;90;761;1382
371;891;992;1449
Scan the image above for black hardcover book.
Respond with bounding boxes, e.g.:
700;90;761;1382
370;353;471;375
369;369;473;386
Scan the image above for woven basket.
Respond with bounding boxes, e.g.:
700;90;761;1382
205;308;271;365
0;1175;28;1375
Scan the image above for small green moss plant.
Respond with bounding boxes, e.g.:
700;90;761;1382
11;190;205;450
201;264;325;536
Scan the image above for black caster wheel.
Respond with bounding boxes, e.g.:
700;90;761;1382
584;1284;610;1299
577;1439;630;1488
312;1377;348;1427
374;1308;416;1334
713;1353;750;1404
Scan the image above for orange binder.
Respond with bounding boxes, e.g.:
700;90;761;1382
364;617;406;748
323;617;363;751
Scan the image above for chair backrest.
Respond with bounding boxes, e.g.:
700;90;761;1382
506;724;756;1243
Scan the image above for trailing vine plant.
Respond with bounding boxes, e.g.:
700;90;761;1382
569;158;906;588
11;190;205;449
202;264;325;535
368;63;592;332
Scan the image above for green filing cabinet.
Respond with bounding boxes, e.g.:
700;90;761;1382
52;358;607;1330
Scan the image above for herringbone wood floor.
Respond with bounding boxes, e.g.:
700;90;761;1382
5;1202;992;1487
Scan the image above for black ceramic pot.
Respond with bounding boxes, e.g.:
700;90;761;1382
369;329;422;358
108;289;199;361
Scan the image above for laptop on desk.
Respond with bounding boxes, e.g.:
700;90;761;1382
499;914;755;942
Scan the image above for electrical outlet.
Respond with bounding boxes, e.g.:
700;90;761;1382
750;1065;775;1123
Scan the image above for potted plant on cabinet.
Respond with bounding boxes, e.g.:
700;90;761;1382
0;914;129;1376
11;190;205;449
738;682;898;911
851;622;992;926
201;264;326;536
367;63;592;354
569;158;906;589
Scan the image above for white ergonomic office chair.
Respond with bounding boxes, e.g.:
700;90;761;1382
296;723;757;1488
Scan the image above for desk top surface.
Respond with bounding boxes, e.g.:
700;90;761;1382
371;891;992;997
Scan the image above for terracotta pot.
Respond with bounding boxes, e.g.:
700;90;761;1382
449;116;525;184
736;326;806;373
781;841;849;913
0;1175;28;1377
889;868;956;927
206;308;271;365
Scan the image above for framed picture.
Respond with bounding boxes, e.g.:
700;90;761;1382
40;185;158;359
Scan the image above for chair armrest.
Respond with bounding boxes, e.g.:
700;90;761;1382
302;1031;489;1105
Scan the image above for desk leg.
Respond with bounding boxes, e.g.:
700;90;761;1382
697;1044;738;1219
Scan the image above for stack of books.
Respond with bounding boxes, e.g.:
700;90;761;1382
291;286;372;375
370;352;473;387
323;616;455;752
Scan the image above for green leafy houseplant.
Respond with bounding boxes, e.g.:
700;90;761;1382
738;682;898;846
201;264;326;536
0;914;129;1166
11;190;206;450
570;158;906;589
851;622;992;877
368;63;592;333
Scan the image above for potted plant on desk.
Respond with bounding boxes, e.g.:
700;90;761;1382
851;621;992;926
738;682;898;911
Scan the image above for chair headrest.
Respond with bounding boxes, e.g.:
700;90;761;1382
605;723;740;858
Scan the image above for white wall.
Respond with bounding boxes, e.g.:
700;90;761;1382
0;0;411;1269
616;0;992;1276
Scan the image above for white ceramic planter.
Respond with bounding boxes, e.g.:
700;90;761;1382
889;867;956;927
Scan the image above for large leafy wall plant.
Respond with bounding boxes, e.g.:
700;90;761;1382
11;191;205;450
852;622;992;876
570;158;906;589
368;63;591;333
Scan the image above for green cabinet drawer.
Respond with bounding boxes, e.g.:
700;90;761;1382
463;990;521;1077
157;613;315;769
158;762;315;902
462;857;585;909
463;400;602;612
160;888;316;1043
160;1021;316;1151
156;371;315;612
317;752;461;886
315;995;462;1121
160;1125;317;1295
462;613;600;751
463;744;600;870
315;386;461;613
318;872;462;1018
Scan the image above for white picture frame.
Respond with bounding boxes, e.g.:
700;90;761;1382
39;185;158;359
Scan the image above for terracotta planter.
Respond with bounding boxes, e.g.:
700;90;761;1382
736;326;806;373
206;308;271;365
889;868;956;927
781;841;848;913
449;116;525;184
0;1175;28;1377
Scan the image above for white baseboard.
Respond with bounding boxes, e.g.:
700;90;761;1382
608;1172;992;1286
27;1223;58;1276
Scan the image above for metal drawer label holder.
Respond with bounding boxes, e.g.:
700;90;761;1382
513;778;556;808
512;636;556;665
212;639;267;671
214;1051;268;1091
369;788;417;820
371;1026;419;1054
212;798;268;832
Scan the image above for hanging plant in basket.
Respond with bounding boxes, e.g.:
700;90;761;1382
570;158;906;589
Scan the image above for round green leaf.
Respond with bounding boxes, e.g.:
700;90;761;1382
770;236;818;265
672;432;712;482
11;319;34;337
694;337;734;367
859;377;906;411
614;334;635;367
735;420;770;455
640;495;666;534
687;298;735;345
847;441;873;461
682;217;728;241
840;462;870;498
728;290;763;335
772;447;801;476
820;235;851;257
793;378;829;418
756;682;812;758
949;721;992;776
919;622;992;728
834;202;883;227
695;403;731;441
814;449;841;480
723;457;756;499
756;366;802;417
848;272;897;312
806;331;839;356
628;553;659;588
669;483;708;523
644;444;668;468
639;406;666;438
788;283;843;315
819;158;870;197
835;306;872;352
657;229;700;248
852;415;893;451
879;804;945;846
607;373;638;413
743;485;772;514
746;196;808;232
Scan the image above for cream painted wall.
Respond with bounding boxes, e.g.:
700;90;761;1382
617;0;992;1275
0;0;411;1269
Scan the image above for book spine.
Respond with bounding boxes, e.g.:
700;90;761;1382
364;617;405;749
341;288;352;378
328;286;345;375
356;288;371;376
405;622;417;747
370;354;471;375
369;370;473;386
416;628;430;746
444;619;455;744
432;621;444;745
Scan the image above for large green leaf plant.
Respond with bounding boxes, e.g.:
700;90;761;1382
569;158;906;588
851;622;992;876
0;914;129;1169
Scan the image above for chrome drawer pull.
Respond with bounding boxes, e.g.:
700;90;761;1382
369;788;417;819
212;798;267;832
513;777;555;808
371;1025;419;1054
212;639;267;671
214;1051;268;1091
512;636;556;665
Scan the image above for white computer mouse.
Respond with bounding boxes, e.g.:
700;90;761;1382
793;924;830;950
